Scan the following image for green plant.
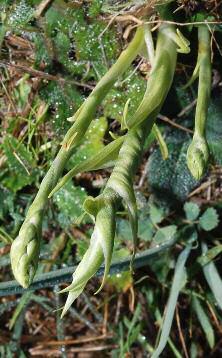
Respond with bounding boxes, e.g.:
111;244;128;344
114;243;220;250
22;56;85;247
10;24;145;288
1;1;222;356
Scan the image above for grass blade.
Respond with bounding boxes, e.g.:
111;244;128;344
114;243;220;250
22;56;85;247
201;242;222;310
9;291;33;329
192;295;215;349
151;244;191;358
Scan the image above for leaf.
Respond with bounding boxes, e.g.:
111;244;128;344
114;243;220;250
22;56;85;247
149;250;173;283
206;97;222;165
40;81;83;136
0;186;14;220
151;244;191;358
116;214;153;245
34;33;52;68
190;342;198;358
107;271;132;292
192;295;215;349
49;135;124;197
152;123;168;160
88;0;103;17
198;245;222;266
2;136;37;192
73;14;119;63
9;291;33;330
124;304;141;352
103;67;146;122
53;181;87;229
8;0;34;28
149;202;165;224
199;208;219;231
152;225;177;246
202;242;222;311
14;80;31;110
138;217;154;242
44;4;119;77
0;227;13;244
116;219;132;242
184;202;200;221
147;135;199;203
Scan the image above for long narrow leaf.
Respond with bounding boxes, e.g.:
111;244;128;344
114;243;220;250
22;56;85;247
151;244;191;358
201;242;222;310
198;244;222;266
9;291;33;329
49;136;125;197
152;123;168;160
192;295;215;349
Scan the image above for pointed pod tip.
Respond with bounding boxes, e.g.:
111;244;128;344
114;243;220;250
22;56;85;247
94;267;109;295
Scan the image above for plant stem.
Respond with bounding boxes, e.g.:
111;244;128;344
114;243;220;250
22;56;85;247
187;25;211;180
195;25;211;137
127;23;177;129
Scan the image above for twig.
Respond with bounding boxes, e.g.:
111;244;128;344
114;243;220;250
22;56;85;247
143;20;222;27
206;23;222;57
35;334;113;348
206;300;222;335
29;345;118;355
0;61;94;90
0;79;17;113
99;14;119;39
175;306;189;358
102;301;108;335
114;294;122;324
157;114;193;133
188;179;217;198
13;151;30;175
177;99;197;118
136;160;150;189
35;0;54;19
113;14;143;25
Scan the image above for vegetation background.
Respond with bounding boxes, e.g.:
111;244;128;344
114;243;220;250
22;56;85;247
0;0;222;356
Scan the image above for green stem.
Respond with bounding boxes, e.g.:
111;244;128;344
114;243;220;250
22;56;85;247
187;25;211;180
195;25;211;137
127;23;177;129
10;26;145;289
